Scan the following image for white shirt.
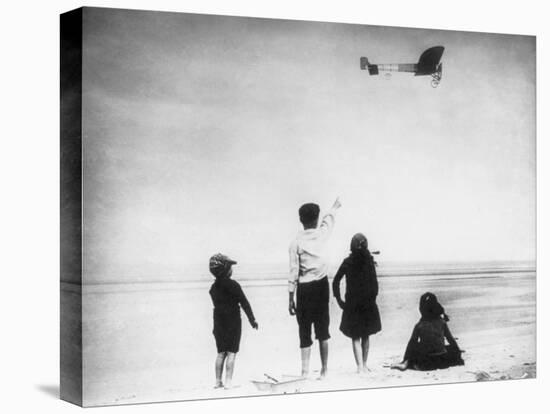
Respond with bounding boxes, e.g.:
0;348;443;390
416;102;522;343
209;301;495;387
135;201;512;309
288;208;337;293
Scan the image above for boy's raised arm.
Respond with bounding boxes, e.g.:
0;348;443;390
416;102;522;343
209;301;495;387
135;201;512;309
319;197;342;236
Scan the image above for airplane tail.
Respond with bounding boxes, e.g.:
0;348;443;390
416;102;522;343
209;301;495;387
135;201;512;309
359;57;379;75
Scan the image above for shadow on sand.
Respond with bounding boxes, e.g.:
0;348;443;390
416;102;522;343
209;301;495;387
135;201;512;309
36;384;59;399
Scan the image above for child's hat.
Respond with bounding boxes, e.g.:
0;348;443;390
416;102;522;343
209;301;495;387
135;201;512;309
209;253;237;277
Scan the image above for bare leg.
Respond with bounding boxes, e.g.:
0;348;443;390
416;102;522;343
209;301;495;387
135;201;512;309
319;339;329;379
301;346;311;378
215;352;226;388
352;338;362;373
390;360;409;371
361;336;370;371
224;352;236;389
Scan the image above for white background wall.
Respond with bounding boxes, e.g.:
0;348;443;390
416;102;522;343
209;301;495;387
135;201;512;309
0;0;547;412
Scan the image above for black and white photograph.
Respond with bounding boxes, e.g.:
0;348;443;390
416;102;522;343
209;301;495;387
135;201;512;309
60;6;536;406
2;1;548;413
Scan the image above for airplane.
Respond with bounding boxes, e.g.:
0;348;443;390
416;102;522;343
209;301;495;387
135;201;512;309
360;46;445;87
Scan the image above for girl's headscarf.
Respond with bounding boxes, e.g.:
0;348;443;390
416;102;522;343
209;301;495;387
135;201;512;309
349;233;371;263
350;233;368;253
419;292;449;321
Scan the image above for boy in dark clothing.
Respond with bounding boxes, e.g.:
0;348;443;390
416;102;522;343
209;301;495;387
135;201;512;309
391;292;463;371
209;253;258;389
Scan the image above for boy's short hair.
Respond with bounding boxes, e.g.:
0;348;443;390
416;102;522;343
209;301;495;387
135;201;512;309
299;203;320;226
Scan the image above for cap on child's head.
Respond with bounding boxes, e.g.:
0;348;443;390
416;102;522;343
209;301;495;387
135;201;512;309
209;253;237;278
299;203;320;226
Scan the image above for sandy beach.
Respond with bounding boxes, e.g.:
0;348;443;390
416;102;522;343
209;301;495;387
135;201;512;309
77;268;535;406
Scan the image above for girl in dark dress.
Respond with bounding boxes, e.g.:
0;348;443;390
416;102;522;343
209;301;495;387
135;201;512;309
209;253;258;389
391;292;464;371
332;233;381;373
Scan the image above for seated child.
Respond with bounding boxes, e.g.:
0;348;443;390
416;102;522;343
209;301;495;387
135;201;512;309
209;253;258;389
391;292;464;371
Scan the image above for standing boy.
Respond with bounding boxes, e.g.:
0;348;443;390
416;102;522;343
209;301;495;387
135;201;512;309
209;253;258;389
288;198;341;379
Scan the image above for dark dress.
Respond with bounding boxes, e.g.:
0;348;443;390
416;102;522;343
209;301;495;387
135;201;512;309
209;278;255;353
403;318;464;370
332;253;382;339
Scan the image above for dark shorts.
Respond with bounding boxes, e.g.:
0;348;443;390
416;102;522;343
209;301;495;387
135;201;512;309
213;312;241;353
296;277;330;348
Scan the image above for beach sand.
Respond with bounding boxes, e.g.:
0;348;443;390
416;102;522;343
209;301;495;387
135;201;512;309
79;271;535;406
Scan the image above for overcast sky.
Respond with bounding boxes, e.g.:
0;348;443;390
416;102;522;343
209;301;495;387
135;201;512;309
81;7;535;280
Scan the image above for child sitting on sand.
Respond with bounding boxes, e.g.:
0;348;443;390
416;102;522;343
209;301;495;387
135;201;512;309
332;233;382;373
209;253;258;389
391;292;463;371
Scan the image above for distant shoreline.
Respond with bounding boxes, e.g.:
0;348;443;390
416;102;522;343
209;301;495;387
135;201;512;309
64;266;535;290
